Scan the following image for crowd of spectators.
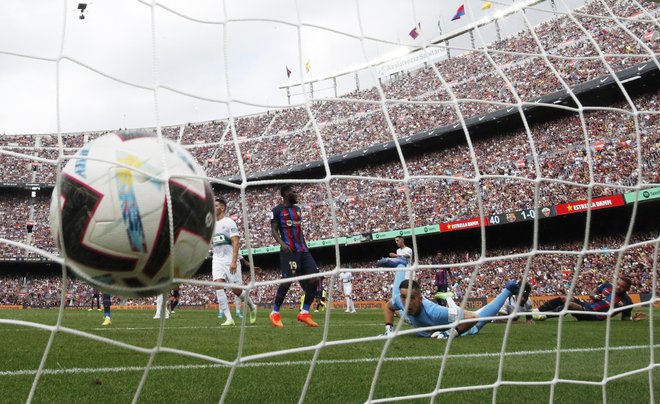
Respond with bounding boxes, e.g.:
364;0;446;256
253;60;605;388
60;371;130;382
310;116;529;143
0;0;656;182
0;91;656;256
0;231;656;307
0;0;657;257
0;195;31;257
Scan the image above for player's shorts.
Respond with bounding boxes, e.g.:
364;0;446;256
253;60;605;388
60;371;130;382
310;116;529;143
170;289;180;298
212;259;243;285
342;283;353;296
279;251;318;279
499;303;532;321
571;300;605;321
436;284;448;293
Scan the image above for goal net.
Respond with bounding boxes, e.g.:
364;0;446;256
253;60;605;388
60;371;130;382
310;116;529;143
0;0;658;402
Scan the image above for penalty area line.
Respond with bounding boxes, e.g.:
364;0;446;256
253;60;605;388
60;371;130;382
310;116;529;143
1;344;658;377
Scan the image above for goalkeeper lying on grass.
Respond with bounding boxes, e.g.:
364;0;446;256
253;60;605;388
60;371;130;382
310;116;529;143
381;270;522;339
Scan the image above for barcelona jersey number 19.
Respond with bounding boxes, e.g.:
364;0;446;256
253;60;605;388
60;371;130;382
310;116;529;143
271;204;308;253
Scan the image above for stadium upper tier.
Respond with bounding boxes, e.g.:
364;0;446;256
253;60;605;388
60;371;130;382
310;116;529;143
0;0;657;183
0;0;657;258
1;94;657;258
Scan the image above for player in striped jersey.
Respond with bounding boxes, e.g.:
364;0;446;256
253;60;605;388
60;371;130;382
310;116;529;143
534;276;645;321
433;258;453;306
269;185;319;328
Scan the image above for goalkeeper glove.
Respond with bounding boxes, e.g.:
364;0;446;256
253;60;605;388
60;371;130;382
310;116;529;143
431;328;459;340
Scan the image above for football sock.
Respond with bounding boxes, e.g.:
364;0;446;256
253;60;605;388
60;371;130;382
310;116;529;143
216;289;232;320
155;294;164;316
234;295;242;315
239;290;256;311
477;288;512;319
273;282;291;312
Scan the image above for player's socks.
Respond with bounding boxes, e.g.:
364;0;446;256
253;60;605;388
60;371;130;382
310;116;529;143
239;291;256;311
392;266;408;297
274;283;291;313
155;294;164;319
476;288;513;320
216;289;233;322
234;295;243;318
235;292;257;324
170;300;178;312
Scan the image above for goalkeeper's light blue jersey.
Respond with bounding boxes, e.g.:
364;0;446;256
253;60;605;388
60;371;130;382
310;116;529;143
390;267;462;337
390;294;462;337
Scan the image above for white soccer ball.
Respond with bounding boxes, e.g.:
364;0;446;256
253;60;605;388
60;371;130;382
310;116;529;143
49;131;215;296
531;309;547;321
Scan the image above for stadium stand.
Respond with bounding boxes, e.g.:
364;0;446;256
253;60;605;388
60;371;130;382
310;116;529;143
0;0;657;309
1;232;655;306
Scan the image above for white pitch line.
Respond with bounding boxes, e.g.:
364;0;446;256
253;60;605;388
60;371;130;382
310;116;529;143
1;344;657;377
0;323;386;332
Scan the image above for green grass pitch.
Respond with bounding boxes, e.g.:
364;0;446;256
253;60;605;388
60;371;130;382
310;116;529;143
1;307;658;403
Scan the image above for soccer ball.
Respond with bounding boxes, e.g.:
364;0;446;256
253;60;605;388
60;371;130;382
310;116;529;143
531;308;547;321
49;131;215;296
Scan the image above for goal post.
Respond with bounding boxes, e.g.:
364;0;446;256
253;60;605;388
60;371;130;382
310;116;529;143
0;0;658;402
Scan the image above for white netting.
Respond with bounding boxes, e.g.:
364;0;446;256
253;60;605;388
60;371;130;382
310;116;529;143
0;0;659;402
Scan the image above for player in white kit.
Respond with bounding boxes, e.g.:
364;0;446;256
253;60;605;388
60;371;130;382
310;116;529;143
339;270;356;313
212;198;257;326
376;237;413;268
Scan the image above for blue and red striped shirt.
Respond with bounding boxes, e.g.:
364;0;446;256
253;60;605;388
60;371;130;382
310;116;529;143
585;282;632;319
271;204;308;252
435;268;452;287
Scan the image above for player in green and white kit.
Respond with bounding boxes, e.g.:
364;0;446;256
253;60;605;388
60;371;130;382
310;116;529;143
212;198;257;325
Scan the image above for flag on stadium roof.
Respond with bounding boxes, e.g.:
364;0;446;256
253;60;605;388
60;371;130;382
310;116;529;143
482;2;492;10
286;65;291;78
409;23;421;39
305;60;311;73
452;5;465;21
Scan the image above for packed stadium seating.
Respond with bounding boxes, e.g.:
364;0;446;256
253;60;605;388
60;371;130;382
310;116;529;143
0;0;657;306
4;91;656;255
0;231;655;306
